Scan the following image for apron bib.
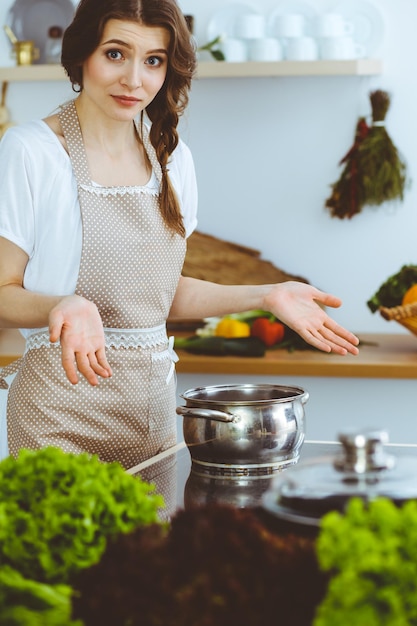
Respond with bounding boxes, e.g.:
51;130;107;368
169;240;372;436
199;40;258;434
2;100;186;470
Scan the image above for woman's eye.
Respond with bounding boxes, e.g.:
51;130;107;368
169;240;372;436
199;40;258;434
146;55;163;67
106;49;123;61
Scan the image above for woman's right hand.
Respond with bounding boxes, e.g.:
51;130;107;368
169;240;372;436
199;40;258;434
49;295;112;386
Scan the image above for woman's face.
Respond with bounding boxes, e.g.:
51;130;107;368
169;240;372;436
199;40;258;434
80;19;169;121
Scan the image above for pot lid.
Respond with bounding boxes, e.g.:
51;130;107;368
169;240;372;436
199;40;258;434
262;429;417;527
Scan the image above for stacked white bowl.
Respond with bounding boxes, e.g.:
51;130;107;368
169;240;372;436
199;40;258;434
314;13;366;60
269;11;366;60
220;14;283;62
217;10;367;62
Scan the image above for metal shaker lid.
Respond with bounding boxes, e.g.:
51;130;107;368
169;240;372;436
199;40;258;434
262;429;417;527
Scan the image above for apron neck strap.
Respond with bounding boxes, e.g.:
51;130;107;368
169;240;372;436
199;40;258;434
136;119;163;188
58;99;91;186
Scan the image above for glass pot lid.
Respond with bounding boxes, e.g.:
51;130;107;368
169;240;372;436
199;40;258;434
262;429;417;527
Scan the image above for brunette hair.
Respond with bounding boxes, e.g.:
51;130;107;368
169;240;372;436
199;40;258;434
61;0;197;236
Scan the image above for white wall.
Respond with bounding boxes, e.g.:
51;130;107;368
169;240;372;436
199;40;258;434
1;0;416;336
177;0;417;337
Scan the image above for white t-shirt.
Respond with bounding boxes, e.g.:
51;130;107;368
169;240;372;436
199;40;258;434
0;120;198;338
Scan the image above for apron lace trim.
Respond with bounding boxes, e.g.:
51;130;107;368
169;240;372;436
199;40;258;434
78;183;159;197
25;324;169;352
0;326;178;390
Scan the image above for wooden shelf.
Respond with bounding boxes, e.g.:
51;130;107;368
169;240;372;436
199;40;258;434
0;64;67;82
0;58;382;83
197;58;382;78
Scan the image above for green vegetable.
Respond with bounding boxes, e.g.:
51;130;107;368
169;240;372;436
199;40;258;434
174;335;266;357
226;309;276;323
0;447;164;585
0;565;80;626
314;497;417;626
367;264;417;312
181;309;362;354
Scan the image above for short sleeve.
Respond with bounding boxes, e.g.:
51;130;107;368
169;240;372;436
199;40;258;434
0;127;35;256
168;139;198;237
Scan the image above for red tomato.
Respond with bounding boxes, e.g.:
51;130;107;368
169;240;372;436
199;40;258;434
250;318;285;347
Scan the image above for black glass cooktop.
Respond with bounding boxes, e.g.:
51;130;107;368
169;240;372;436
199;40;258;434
128;440;417;519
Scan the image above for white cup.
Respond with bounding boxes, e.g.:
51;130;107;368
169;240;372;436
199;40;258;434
285;36;318;61
220;38;248;62
249;38;283;61
314;13;354;38
234;14;266;39
274;13;305;38
320;36;366;60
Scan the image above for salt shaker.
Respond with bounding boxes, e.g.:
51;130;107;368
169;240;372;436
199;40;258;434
45;25;63;64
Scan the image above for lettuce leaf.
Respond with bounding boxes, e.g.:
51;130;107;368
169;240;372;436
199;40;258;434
0;447;164;585
314;498;417;625
0;565;81;626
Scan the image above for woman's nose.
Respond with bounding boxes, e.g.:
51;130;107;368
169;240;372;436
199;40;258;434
121;61;143;89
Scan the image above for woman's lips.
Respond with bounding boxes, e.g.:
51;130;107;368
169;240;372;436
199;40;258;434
112;95;140;106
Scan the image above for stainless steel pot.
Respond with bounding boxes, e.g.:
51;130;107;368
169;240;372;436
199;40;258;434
176;383;308;473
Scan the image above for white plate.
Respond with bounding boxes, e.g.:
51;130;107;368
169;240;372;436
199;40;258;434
332;0;385;55
6;0;76;63
268;1;318;38
207;2;261;42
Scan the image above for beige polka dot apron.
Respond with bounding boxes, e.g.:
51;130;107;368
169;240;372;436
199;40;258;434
1;100;186;470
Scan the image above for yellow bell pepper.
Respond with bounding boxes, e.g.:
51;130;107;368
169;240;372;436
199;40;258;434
215;318;251;338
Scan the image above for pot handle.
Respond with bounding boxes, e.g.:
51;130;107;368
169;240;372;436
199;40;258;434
176;407;236;423
301;391;309;405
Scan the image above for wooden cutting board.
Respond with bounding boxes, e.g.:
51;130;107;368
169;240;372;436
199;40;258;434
182;230;308;285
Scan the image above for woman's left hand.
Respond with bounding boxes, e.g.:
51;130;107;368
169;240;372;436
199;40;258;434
263;282;359;355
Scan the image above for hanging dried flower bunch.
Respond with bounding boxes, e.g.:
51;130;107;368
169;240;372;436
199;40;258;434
325;90;408;219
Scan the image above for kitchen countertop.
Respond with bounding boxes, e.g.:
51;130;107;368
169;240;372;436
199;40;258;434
0;330;25;367
174;332;417;379
1;329;417;379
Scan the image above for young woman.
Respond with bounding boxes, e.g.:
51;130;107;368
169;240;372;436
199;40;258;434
0;0;359;468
